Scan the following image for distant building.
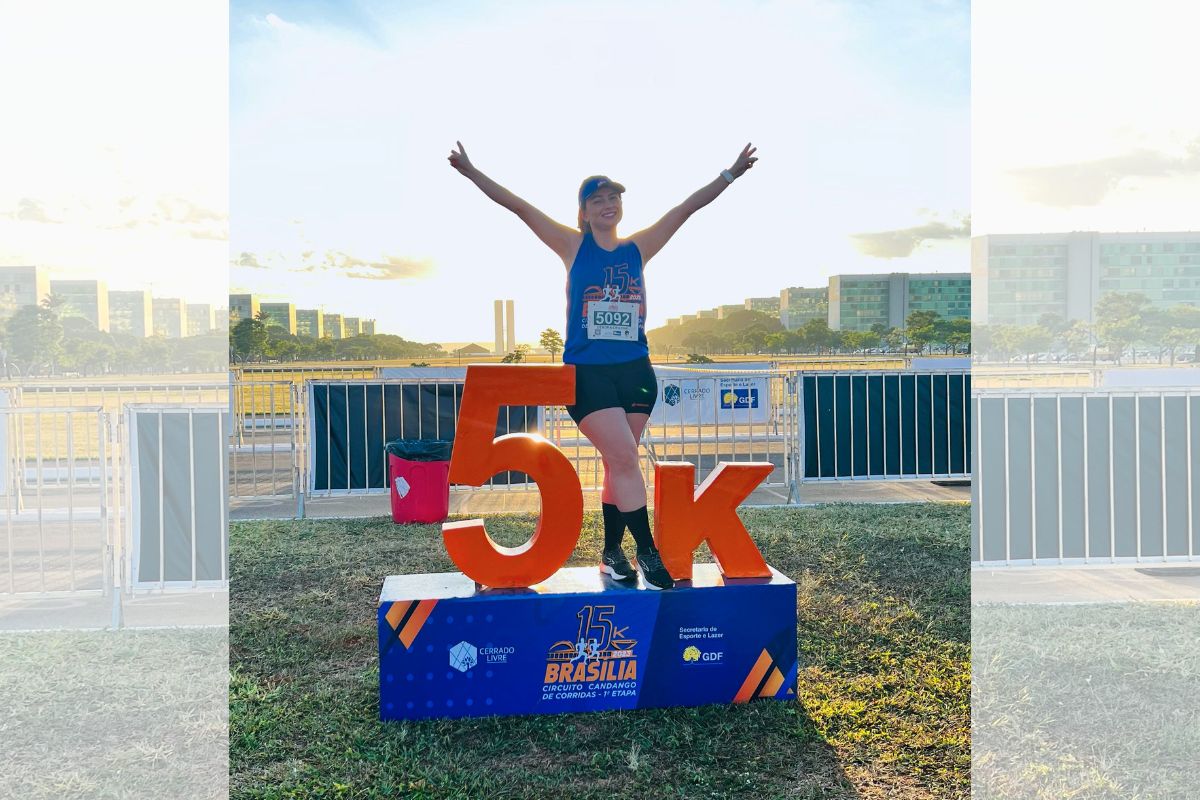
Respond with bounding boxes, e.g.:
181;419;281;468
343;316;362;337
295;308;324;339
50;279;109;332
779;287;828;330
259;302;297;334
187;303;215;336
360;319;376;336
973;231;1200;327
696;309;718;319
828;273;970;331
442;342;491;357
324;313;345;339
229;293;259;324
109;290;153;337
505;300;516;352
214;308;229;333
492;299;516;354
715;304;744;320
493;300;505;354
679;314;697;324
152;297;187;338
665;318;681;326
0;265;50;321
744;296;780;315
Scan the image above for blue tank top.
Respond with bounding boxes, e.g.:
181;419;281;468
563;231;649;365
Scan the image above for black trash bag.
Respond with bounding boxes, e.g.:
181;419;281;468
385;438;453;462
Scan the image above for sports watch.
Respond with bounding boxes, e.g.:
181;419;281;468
721;169;735;184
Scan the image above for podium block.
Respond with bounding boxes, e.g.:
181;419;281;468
378;564;797;721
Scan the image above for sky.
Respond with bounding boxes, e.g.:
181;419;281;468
0;1;228;307
229;0;971;344
973;0;1200;235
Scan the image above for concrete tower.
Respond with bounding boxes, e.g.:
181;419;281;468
505;300;515;352
494;300;505;354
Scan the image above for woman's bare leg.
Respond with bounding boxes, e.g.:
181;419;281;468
579;407;644;511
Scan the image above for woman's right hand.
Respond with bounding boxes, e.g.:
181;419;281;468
448;141;475;177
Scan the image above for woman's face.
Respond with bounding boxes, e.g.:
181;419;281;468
583;189;623;230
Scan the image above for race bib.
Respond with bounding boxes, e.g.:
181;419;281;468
586;300;640;341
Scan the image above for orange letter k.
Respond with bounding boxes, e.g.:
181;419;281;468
652;462;773;581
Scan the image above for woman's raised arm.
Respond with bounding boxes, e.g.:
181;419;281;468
449;141;579;263
630;143;758;264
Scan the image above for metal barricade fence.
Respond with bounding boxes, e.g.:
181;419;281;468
303;379;540;496
299;371;798;500
229;380;299;502
796;370;972;482
973;387;1199;567
1;406;113;596
122;405;229;592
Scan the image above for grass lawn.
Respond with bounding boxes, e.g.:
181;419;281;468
973;601;1200;800
230;504;970;799
0;628;228;799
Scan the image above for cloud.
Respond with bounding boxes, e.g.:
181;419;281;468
14;197;61;224
1007;140;1200;206
6;193;226;241
315;251;434;280
231;249;434;280
850;215;971;258
264;13;298;32
235;252;267;268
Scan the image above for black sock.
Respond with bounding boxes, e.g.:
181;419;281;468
601;503;626;551
621;506;655;552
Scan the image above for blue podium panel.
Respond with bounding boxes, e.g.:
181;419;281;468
378;564;797;721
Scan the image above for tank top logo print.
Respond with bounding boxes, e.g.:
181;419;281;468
582;264;644;339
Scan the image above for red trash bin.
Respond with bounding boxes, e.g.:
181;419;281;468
386;440;452;524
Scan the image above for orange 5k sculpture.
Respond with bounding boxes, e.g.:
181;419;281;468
443;365;773;588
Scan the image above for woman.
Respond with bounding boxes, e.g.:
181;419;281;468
449;141;758;589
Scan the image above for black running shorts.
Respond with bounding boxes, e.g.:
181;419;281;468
565;356;658;425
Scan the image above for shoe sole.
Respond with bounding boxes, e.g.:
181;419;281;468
600;563;637;581
635;562;673;591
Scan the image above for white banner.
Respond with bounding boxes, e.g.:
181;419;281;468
650;373;771;425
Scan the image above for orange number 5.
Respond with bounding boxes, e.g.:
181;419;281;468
442;365;583;588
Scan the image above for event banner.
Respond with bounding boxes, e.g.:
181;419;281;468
378;564;797;720
650;374;771;426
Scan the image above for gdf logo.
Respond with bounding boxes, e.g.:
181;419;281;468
682;646;724;664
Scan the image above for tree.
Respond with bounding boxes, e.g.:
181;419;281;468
539;328;564;362
943;318;972;354
230;316;268;362
1017;324;1053;363
1062;320;1092;360
3;301;64;375
1094;292;1149;364
905;310;941;355
1160;304;1200;365
1037;312;1069;343
798;318;836;354
764;331;788;354
501;343;531;363
842;330;878;353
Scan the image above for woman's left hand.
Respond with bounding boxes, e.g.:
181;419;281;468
728;143;759;179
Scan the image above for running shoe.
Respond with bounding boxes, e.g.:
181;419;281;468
601;547;637;581
635;547;675;590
